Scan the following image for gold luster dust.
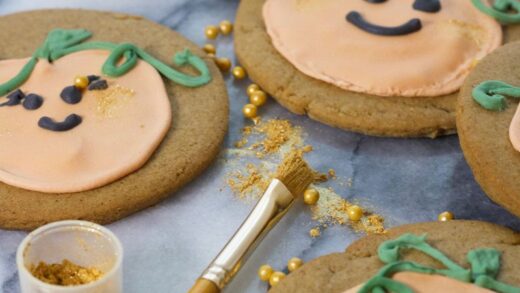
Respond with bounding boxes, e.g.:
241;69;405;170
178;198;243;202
295;0;321;10
227;163;271;199
226;119;304;199
233;119;303;157
310;186;386;235
224;118;387;235
94;84;135;118
252;119;299;154
29;259;103;286
443;19;485;47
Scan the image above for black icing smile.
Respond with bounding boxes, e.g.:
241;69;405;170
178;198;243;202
347;0;441;36
346;11;422;36
38;114;82;132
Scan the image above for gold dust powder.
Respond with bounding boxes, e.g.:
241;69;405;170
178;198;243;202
29;259;103;286
226;118;386;235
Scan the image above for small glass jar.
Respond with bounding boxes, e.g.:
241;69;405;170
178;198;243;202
16;220;123;293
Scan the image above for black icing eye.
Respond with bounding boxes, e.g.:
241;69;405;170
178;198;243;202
60;85;83;104
413;0;441;13
23;93;44;110
365;0;387;3
0;89;25;107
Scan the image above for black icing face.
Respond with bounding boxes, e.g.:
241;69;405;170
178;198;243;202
346;0;441;36
0;75;104;132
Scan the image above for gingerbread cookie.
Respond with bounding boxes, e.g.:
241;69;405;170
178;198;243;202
457;41;520;219
235;0;519;137
0;10;228;230
269;221;520;293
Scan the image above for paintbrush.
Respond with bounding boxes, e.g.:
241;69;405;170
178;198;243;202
188;151;314;293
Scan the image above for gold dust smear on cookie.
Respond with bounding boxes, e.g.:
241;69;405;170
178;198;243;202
223;118;386;235
94;83;135;118
440;19;486;48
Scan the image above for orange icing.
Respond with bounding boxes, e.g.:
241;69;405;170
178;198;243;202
0;50;171;193
342;272;495;293
263;0;502;97
509;104;520;152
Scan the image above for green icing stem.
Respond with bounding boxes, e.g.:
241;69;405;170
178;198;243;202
472;0;520;24
359;234;520;293
473;80;520;111
0;29;211;97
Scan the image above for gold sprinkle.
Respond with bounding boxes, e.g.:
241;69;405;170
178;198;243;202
203;44;216;54
309;227;320;238
328;169;336;179
302;145;313;153
313;171;328;183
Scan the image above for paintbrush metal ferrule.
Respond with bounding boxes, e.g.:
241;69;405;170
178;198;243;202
200;179;294;288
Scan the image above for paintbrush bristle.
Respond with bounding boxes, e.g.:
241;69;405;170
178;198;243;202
274;151;314;197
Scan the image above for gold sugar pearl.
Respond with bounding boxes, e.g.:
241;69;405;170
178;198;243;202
219;20;233;35
287;257;303;273
309;228;320;238
257;264;273;282
203;44;216;55
74;75;89;90
215;58;231;72
242;104;258;119
347;205;363;222
438;211;454;222
250;90;267;107
303;188;320;205
247;83;260;97
269;271;286;287
232;66;247;80
205;25;219;39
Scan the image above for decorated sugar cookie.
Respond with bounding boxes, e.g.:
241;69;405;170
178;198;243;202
0;28;210;193
268;221;520;293
235;0;520;137
457;41;520;218
0;10;228;230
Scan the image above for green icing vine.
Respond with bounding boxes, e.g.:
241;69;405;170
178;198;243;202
473;80;520;111
359;234;520;293
0;29;211;97
472;0;520;24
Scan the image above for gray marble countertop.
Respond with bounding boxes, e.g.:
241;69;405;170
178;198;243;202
1;1;520;292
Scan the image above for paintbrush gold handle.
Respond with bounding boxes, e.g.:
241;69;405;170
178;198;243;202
195;179;294;290
188;278;220;293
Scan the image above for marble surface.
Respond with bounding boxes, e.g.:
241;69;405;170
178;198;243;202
1;0;520;292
